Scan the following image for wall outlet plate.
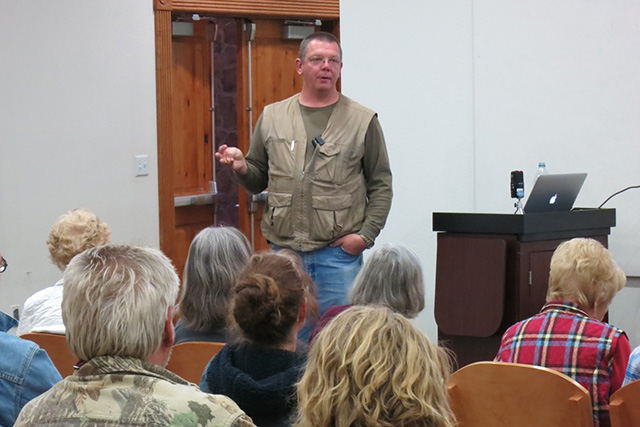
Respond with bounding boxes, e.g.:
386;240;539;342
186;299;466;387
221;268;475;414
134;155;149;177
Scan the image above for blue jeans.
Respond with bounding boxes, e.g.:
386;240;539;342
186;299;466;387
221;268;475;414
271;245;363;342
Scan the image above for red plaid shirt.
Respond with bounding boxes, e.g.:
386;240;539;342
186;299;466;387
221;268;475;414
495;300;630;427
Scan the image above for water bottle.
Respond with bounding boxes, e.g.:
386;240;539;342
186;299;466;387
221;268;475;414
534;162;548;184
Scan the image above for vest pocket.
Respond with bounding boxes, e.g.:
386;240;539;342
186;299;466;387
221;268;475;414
266;137;295;178
313;143;342;183
310;194;353;241
267;192;294;238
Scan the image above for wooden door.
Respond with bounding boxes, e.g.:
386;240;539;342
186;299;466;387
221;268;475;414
171;20;215;278
155;4;339;271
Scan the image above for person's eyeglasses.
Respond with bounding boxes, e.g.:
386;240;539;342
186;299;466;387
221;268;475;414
307;56;341;67
0;258;7;273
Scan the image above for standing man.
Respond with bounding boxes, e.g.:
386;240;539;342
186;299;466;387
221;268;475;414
217;31;392;337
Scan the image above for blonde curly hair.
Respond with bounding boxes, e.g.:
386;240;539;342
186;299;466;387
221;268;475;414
546;238;626;310
47;208;111;271
295;305;456;427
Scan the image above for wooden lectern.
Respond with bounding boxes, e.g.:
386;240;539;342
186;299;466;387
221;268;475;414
433;208;615;369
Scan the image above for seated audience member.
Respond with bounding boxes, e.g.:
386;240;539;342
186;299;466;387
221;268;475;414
495;238;630;427
623;345;640;385
296;305;455;427
309;243;425;341
15;244;254;426
0;247;62;426
175;226;251;344
201;251;317;427
18;208;110;335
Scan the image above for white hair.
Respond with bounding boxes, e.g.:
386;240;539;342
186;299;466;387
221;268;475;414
62;244;179;361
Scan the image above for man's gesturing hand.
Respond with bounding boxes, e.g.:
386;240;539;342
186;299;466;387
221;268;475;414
216;144;248;175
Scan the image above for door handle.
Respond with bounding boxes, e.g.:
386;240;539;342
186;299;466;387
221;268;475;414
248;190;268;213
174;181;217;207
174;192;218;207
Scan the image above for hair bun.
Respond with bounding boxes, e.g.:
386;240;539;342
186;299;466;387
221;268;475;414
233;274;285;333
231;252;307;346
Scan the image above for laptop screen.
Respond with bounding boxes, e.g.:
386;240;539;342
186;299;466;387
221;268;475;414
523;173;587;214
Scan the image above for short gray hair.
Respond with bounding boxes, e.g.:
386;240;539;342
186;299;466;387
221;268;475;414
299;31;342;62
178;226;251;331
349;244;425;318
62;244;179;361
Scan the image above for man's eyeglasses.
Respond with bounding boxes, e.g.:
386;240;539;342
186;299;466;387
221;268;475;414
0;257;7;273
307;56;341;67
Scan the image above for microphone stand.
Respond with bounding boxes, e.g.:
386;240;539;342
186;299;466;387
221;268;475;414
513;199;523;214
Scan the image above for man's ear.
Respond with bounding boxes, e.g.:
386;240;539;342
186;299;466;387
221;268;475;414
164;306;175;348
147;306;176;367
295;57;303;75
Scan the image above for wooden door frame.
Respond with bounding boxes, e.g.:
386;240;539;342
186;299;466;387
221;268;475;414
153;0;339;260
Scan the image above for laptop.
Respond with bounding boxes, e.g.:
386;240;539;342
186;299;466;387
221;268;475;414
523;173;587;214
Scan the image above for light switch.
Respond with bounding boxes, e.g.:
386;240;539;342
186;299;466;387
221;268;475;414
134;155;149;177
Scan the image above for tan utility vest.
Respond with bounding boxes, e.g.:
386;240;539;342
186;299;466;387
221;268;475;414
260;93;376;251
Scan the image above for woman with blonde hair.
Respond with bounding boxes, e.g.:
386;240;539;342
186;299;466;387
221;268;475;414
200;251;317;426
18;208;110;335
297;305;456;427
495;238;629;427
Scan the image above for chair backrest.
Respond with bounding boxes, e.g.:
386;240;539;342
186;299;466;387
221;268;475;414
448;361;593;427
165;341;225;384
20;332;77;378
609;380;640;426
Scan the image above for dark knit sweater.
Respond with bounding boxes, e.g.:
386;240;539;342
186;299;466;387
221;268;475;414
201;343;306;427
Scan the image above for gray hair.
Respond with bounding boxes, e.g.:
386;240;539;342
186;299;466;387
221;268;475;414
62;244;179;361
178;227;251;331
299;31;342;62
349;244;425;318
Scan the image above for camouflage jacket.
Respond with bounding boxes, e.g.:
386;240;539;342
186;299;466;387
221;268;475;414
14;355;255;426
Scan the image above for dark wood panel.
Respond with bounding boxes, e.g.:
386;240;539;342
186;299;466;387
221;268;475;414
435;235;507;337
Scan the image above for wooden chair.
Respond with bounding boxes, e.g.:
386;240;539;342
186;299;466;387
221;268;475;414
448;361;593;427
20;332;77;378
609;379;640;426
165;341;225;384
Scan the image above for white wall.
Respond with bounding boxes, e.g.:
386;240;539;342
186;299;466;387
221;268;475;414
342;0;640;341
0;2;159;315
